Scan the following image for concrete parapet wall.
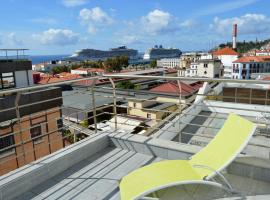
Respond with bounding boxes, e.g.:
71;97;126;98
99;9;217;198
0;133;109;200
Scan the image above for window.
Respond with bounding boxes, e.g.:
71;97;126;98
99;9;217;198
57;119;63;133
0;134;15;154
147;113;151;119
30;125;42;142
0;72;16;90
204;71;207;75
204;64;208;68
133;102;137;108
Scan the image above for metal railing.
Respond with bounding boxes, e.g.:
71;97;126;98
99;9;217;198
0;75;270;175
0;49;29;61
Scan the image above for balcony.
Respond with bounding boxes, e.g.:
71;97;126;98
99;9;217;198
0;75;270;200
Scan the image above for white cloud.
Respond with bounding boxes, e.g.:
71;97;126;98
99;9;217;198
211;13;270;35
140;9;195;35
0;32;23;47
62;0;87;7
141;9;172;35
79;7;114;34
180;19;196;28
32;29;79;45
114;10;199;47
8;33;23;46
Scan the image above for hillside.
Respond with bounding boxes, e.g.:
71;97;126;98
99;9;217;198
218;39;270;53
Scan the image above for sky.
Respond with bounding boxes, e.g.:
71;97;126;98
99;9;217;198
0;0;270;55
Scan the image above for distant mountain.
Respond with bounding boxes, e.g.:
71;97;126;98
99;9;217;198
218;39;270;53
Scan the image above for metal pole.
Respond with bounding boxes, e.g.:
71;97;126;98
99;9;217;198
91;79;97;133
15;92;26;165
109;78;117;130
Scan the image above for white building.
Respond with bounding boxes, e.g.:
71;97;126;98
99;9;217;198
200;53;213;60
185;62;199;77
197;59;223;78
32;60;69;72
232;56;270;79
255;50;270;56
212;47;239;79
71;68;104;76
157;58;180;68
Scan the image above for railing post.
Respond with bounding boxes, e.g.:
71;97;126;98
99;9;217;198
15;92;26;165
235;88;237;103
177;80;182;142
109;78;117;131
250;88;252;104
265;90;268;105
91;78;98;134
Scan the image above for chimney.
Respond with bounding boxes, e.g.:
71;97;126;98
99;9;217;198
232;23;237;49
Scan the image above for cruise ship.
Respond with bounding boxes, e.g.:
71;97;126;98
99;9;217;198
69;46;138;61
143;45;182;60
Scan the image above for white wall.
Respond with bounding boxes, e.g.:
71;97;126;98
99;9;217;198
28;70;33;85
219;55;238;78
71;69;87;75
15;70;29;87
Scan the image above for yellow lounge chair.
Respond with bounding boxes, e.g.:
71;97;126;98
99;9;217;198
119;113;256;200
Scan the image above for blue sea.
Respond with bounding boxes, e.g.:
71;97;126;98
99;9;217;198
29;55;69;64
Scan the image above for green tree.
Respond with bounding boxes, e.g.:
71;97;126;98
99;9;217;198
104;56;129;72
116;80;135;89
150;59;157;68
52;65;70;74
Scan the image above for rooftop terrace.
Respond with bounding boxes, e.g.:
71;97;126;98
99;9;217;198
0;75;270;200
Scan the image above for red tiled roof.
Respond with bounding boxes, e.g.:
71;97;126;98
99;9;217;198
213;47;239;56
262;76;270;81
233;56;270;63
75;68;105;73
38;73;82;84
149;81;198;96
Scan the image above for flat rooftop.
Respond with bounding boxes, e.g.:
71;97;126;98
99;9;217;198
0;125;267;200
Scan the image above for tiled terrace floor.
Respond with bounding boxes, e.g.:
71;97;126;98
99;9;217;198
17;148;162;200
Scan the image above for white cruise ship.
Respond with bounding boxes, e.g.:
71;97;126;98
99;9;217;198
143;45;182;60
70;46;138;61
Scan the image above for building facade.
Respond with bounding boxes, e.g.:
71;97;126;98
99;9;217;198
127;98;177;121
232;56;270;79
157;58;180;68
185;62;199;77
71;68;104;76
178;52;201;76
197;59;223;78
212;47;239;79
0;60;33;89
0;52;64;175
0;88;63;175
